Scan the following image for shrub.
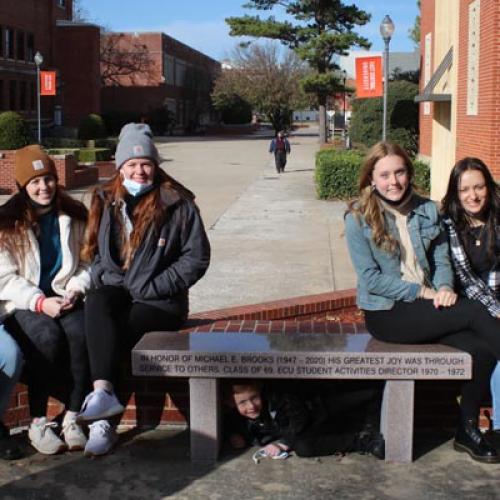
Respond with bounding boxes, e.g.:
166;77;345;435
315;149;364;199
43;137;83;148
78;114;107;141
219;96;252;125
349;80;419;156
146;107;175;135
78;148;112;163
315;149;430;200
0;112;31;150
46;148;81;161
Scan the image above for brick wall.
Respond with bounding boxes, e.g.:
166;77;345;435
455;0;500;178
54;24;101;127
0;150;98;193
418;0;435;158
4;288;482;433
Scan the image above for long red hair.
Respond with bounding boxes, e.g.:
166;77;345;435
82;167;194;268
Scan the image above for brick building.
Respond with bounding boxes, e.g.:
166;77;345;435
0;0;101;128
101;32;221;131
417;0;500;199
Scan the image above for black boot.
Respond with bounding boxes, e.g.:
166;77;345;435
454;418;499;463
0;422;22;460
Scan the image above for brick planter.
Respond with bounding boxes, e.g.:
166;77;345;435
0;150;99;193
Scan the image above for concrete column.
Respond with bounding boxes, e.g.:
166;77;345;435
189;378;221;462
381;380;415;463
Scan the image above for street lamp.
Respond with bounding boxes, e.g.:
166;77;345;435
342;69;347;142
380;15;395;141
34;51;43;143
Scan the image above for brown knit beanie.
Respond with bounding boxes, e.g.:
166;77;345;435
15;144;58;188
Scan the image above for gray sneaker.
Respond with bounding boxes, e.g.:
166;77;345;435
77;389;124;422
29;418;67;455
84;420;117;457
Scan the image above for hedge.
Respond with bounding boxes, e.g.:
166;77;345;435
46;148;112;163
0;112;31;150
315;149;430;200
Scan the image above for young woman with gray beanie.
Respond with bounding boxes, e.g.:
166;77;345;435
78;123;210;456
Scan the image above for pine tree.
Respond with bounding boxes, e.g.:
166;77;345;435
226;0;371;143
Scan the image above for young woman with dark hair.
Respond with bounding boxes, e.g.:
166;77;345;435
77;123;210;456
344;141;500;463
0;145;90;455
442;157;500;433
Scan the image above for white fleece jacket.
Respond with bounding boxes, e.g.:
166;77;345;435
0;213;90;318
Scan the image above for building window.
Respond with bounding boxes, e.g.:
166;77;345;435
5;28;14;59
175;59;187;87
27;34;34;62
0;27;3;59
19;82;27;110
57;0;66;7
0;80;4;111
9;80;17;110
17;31;25;61
163;55;175;85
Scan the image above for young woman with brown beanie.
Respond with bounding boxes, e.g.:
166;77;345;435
0;144;90;455
77;123;210;456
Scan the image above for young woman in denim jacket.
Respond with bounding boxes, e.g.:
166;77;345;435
441;158;500;438
344;142;500;464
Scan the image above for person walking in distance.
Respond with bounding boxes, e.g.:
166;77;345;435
269;131;291;174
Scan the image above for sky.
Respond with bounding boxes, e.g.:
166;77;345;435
78;0;419;61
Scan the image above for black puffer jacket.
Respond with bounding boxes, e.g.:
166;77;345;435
90;186;210;320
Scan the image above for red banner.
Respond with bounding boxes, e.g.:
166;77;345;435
355;56;383;98
40;71;57;96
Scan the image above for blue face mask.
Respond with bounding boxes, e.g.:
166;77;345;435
122;177;155;197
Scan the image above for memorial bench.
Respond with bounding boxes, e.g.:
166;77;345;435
131;331;471;464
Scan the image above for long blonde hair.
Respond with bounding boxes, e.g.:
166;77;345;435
348;141;414;252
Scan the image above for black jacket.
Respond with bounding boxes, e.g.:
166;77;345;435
90;186;210;320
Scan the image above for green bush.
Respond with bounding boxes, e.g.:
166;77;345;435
315;149;364;199
78;148;112;163
0;112;31;149
78;113;107;141
219;96;252;125
349;81;419;156
43;137;84;148
413;159;431;194
46;148;81;160
146;107;175;135
315;149;430;200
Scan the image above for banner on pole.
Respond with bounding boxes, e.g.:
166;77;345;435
40;71;57;96
355;56;383;98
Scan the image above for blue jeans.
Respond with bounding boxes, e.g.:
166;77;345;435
0;324;23;419
491;363;500;429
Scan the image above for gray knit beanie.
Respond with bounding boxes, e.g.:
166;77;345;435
115;123;160;169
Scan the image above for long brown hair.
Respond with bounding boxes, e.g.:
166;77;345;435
0;185;88;261
442;157;500;259
82;167;194;268
348;141;414;252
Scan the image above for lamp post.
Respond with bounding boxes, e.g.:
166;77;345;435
34;51;43;144
342;69;347;141
380;15;395;141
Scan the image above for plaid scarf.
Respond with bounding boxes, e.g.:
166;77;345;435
443;217;500;317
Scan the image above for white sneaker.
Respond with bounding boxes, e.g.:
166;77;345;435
77;389;124;422
84;420;117;457
61;420;87;451
28;418;67;455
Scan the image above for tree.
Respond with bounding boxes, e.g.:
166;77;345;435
226;1;371;143
409;0;421;46
349;80;419;156
100;32;156;86
212;43;309;132
72;0;90;22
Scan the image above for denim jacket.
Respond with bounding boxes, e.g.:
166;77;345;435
344;194;454;311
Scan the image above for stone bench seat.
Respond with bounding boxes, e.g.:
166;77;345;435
132;331;471;464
